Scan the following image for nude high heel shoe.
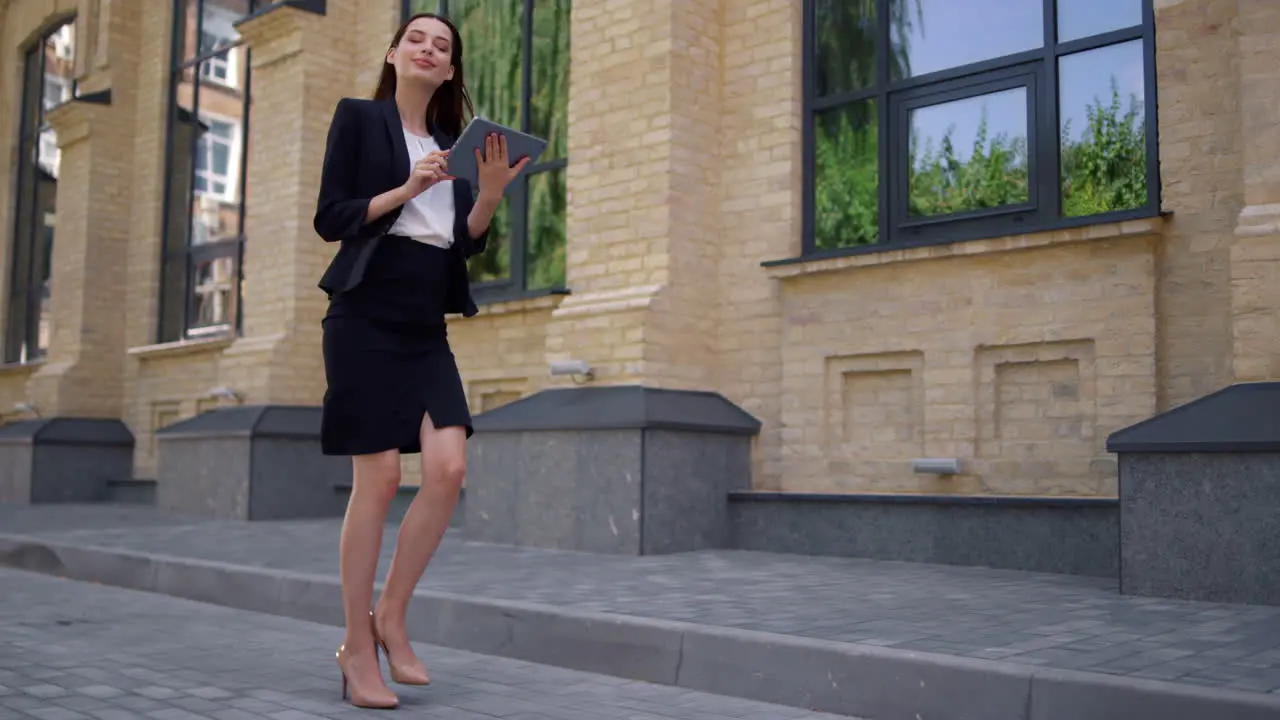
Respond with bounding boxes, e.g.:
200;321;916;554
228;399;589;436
335;643;399;709
371;611;431;686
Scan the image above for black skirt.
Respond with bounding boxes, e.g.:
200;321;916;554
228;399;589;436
320;235;473;456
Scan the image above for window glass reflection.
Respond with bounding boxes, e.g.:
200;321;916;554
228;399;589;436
451;0;522;283
180;52;246;250
813;0;876;97
908;86;1029;217
526;166;567;289
814;99;879;249
6;20;74;363
188;255;237;335
161;0;254;341
1057;0;1142;43
405;0;445;14
531;0;570;160
452;0;523;129
415;0;570;295
890;0;1042;79
1059;40;1147;217
198;0;247;88
38;22;76;179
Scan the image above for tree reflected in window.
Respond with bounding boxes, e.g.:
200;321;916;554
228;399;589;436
806;0;1156;254
407;0;570;297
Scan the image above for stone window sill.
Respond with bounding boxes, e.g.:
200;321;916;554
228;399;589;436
763;214;1167;281
460;289;568;320
127;335;235;361
0;360;44;376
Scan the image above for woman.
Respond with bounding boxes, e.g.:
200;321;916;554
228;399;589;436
312;12;529;710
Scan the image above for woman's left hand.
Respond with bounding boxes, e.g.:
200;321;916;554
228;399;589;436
475;133;531;199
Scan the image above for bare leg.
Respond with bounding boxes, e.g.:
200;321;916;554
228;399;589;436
374;412;467;683
335;451;401;707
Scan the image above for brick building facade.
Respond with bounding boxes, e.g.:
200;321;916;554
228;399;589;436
0;0;1275;502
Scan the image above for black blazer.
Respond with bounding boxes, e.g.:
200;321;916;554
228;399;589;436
313;97;489;317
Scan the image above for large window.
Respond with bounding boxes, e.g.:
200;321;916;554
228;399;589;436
804;0;1158;255
159;0;256;342
404;0;570;298
6;20;76;364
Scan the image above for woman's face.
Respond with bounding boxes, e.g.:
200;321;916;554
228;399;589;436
389;17;456;88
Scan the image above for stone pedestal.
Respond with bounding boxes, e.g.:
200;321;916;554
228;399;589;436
155;405;349;521
0;418;133;504
1107;382;1280;606
729;492;1119;578
464;386;760;555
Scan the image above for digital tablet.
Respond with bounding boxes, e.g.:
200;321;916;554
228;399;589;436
447;116;548;193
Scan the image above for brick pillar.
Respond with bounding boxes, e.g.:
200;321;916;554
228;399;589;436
543;0;722;390
218;3;358;404
1230;0;1280;382
25;92;132;418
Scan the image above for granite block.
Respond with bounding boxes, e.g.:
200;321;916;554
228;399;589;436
730;492;1119;577
0;418;133;504
1119;453;1280;606
465;386;760;555
155;405;349;522
1108;383;1280;606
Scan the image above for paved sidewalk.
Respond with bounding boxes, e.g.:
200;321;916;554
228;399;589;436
0;568;851;720
5;504;1280;694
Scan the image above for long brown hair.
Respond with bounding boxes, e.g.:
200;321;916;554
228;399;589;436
372;13;474;138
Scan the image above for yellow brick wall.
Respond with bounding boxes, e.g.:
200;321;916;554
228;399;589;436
0;366;38;423
705;0;1252;496
1229;0;1280;382
715;0;803;490
766;220;1161;496
24;0;140;420
0;0;1273;499
1150;0;1240;409
543;0;682;385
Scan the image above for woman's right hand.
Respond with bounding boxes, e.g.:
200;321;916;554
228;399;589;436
403;150;453;197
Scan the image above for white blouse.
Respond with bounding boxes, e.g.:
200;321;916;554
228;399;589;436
388;130;457;249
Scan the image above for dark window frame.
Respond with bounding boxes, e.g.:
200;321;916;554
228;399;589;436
157;0;257;343
402;0;570;304
798;0;1161;260
6;16;78;364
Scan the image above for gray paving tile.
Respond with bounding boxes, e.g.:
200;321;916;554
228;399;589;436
5;503;1280;695
0;568;850;719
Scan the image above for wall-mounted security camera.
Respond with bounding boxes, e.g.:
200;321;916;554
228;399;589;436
548;359;594;382
11;402;39;418
206;386;242;403
911;458;962;475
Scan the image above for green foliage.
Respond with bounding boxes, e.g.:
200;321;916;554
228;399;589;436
907;112;1029;217
443;0;520;282
429;0;569;289
814;83;1147;251
810;0;916;250
1060;80;1147;218
524;0;570;290
813;0;878;93
814;107;879;249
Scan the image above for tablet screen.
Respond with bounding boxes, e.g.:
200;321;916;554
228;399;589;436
448;117;548;193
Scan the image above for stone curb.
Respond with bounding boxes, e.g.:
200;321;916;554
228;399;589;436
2;533;1278;720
